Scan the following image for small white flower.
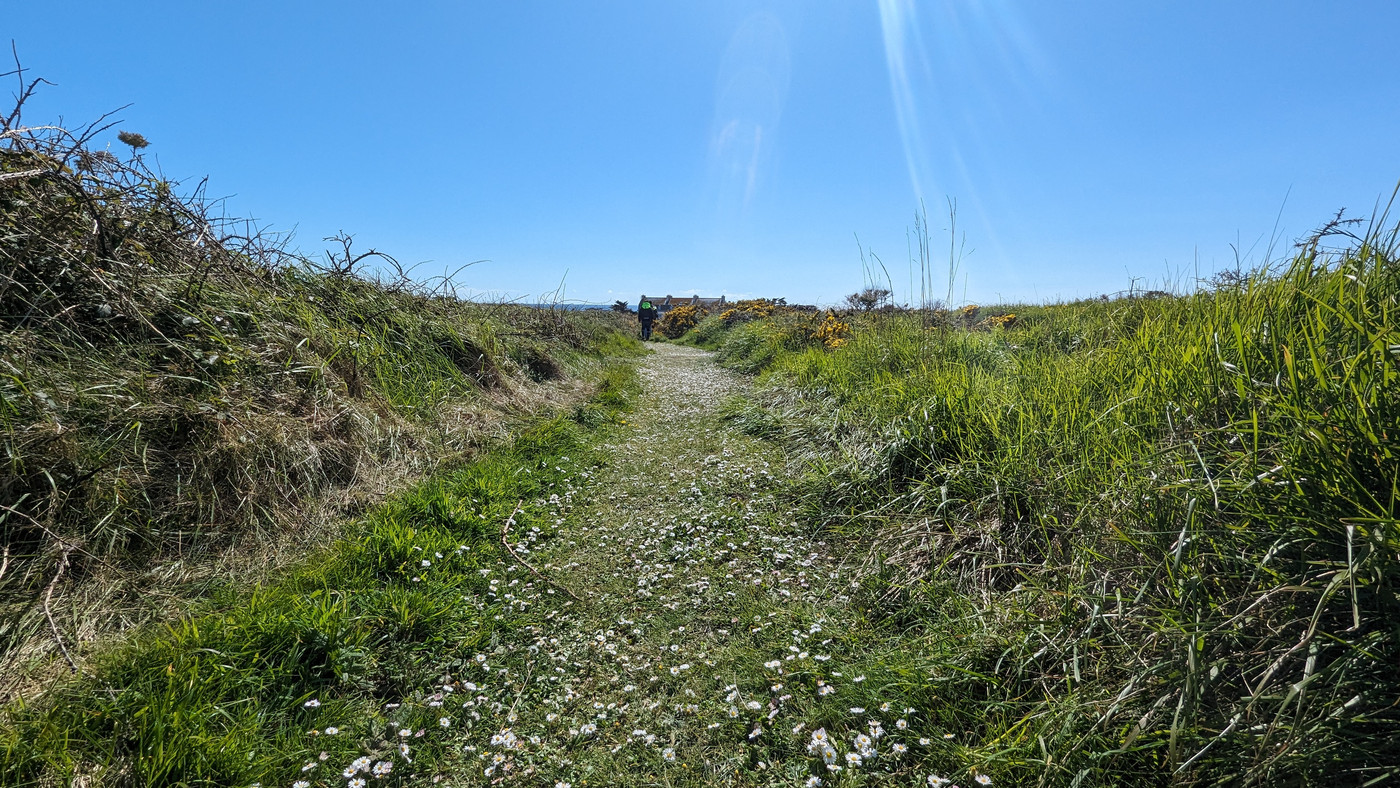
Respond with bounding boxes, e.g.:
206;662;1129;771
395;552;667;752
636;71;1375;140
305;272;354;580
349;780;366;788
805;778;823;787
662;747;677;762
928;777;951;788
294;782;310;788
324;726;339;735
439;717;451;728
850;707;865;714
303;699;321;708
845;752;862;767
975;775;993;786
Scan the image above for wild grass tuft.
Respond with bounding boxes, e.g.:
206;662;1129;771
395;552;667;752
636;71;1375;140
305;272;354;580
707;207;1400;785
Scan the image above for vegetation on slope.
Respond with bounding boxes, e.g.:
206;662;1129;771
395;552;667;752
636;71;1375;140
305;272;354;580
699;210;1400;785
0;89;638;691
0;365;636;786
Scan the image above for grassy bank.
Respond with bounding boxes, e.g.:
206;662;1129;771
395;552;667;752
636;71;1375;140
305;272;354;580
700;214;1399;785
0;362;638;786
1;101;639;692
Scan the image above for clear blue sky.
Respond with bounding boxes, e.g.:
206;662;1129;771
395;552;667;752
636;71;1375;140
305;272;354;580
7;1;1398;305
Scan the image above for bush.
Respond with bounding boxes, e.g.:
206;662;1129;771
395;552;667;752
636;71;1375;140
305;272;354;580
658;304;706;338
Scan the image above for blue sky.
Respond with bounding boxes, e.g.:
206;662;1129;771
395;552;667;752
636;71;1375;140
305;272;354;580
7;1;1398;305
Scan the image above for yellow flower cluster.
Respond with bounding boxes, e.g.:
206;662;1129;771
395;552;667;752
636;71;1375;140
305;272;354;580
718;299;788;325
982;312;1017;330
812;312;850;348
658;304;707;338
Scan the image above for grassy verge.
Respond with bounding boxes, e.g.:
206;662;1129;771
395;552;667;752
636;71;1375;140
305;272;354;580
0;362;638;787
1;92;640;688
699;212;1400;785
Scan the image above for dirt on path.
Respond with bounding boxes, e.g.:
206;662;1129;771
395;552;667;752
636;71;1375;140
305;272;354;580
445;344;958;787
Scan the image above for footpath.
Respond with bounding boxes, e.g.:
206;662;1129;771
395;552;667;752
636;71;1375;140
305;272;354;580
443;344;971;788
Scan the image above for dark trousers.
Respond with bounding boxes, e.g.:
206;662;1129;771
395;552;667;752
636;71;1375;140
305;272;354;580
640;320;653;340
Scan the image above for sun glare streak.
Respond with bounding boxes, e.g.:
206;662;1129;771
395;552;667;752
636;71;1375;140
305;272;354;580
878;0;934;203
878;0;1050;297
708;12;790;218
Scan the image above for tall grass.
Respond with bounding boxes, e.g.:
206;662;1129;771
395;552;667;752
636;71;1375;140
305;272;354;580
0;364;637;786
0;89;639;690
711;211;1400;784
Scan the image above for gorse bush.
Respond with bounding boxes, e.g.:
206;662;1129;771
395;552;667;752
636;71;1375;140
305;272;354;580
0;89;638;686
658;303;706;338
711;208;1400;785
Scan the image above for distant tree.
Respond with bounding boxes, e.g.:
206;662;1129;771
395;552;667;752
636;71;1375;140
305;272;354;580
844;287;891;311
610;299;632;313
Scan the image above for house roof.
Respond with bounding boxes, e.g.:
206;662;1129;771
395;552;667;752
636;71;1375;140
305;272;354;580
640;294;727;310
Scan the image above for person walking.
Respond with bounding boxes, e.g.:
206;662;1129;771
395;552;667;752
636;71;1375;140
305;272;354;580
638;299;658;340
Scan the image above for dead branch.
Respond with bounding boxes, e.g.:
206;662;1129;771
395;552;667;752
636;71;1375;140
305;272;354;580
500;500;583;603
42;546;83;675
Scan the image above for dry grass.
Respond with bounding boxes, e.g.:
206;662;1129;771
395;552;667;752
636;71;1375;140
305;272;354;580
0;72;639;693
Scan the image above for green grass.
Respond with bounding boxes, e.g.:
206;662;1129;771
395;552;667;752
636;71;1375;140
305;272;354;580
701;212;1400;785
0;362;638;787
1;104;642;685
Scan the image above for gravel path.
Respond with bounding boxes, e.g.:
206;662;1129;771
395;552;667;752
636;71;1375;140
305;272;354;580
443;345;960;787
